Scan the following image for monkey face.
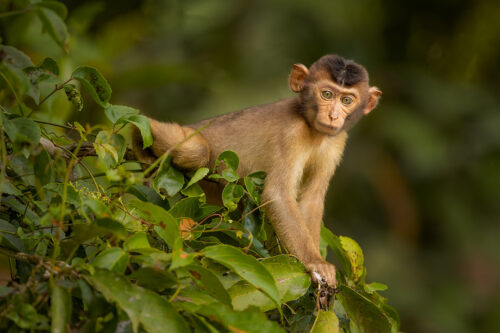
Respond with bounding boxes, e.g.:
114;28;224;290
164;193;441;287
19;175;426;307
289;59;381;136
312;80;363;135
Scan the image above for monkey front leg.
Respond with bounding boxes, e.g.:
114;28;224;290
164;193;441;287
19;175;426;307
263;182;336;286
297;183;337;286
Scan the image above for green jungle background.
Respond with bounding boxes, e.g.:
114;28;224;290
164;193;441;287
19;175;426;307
1;0;499;332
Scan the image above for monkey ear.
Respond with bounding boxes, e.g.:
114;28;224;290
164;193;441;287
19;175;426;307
289;64;310;92
363;86;382;115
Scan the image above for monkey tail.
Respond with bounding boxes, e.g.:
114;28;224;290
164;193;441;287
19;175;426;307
132;118;210;170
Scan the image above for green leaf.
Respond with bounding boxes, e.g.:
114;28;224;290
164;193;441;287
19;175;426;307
186;167;209;188
93;131;126;168
184;264;232;306
222;183;244;211
128;200;180;248
51;285;71;333
88;268;189;333
339;236;364;282
7;302;39;329
154;163;185;197
181;183;205;198
64;84;83;111
0;45;34;68
214;150;239;171
129;267;177;291
126;185;167;207
364;282;388;293
201;244;281;308
43;182;81;206
93;247;129;273
95;218;127;238
1;179;22;196
83;198;112;218
336;286;397;333
71;66;111;107
124;232;150;251
116;114;152;148
34;149;54;186
104;104;139;124
3;116;41;147
36;1;68;19
320;226;351;279
228;255;310;311
168;197;200;219
244;171;266;204
36;8;69;49
310;310;339;333
24;57;59;85
180;302;284;333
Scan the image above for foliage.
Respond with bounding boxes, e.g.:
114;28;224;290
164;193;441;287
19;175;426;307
0;2;401;332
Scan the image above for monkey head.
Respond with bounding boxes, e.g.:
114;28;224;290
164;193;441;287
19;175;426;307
289;54;382;136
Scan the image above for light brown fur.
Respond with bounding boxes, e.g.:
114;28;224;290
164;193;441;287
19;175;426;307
132;55;381;286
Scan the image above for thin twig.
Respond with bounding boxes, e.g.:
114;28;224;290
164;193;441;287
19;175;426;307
236;199;275;224
36;78;73;108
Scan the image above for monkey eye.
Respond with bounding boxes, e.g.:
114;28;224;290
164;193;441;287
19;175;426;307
341;96;354;105
321;90;334;100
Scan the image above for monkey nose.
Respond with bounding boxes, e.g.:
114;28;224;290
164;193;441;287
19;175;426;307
329;112;339;121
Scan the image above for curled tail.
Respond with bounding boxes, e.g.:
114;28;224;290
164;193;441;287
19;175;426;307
132;118;210;170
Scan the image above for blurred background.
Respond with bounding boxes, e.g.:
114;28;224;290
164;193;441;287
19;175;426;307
2;0;500;331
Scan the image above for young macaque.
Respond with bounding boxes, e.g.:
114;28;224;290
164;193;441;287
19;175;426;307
132;54;381;286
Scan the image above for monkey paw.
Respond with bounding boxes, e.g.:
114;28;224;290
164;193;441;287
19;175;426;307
306;261;337;287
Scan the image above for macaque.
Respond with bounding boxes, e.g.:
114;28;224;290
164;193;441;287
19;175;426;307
132;54;381;286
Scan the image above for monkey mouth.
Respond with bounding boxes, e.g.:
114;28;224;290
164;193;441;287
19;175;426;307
315;121;341;134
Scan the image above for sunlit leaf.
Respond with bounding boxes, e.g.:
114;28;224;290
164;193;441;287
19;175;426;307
201;244;281;308
228;255;310;311
339;236;364;282
310;310;339;333
320;226;351;279
364;282;388;293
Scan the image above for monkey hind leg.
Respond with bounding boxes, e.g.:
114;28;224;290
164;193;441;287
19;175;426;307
132;118;210;170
